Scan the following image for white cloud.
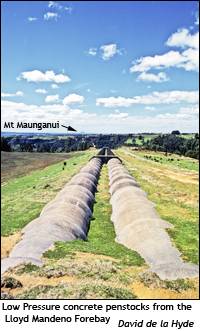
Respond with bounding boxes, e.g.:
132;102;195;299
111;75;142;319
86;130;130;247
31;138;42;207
100;43;120;60
87;43;123;60
88;48;97;56
64;6;73;14
1;99;198;133
178;47;199;71
1;91;23;97
18;70;71;83
1;100;96;132
96;90;199;107
137;72;169;83
145;106;156;111
108;112;129;119
130;49;199;73
51;84;59;89
130;29;199;73
156;106;199;120
28;17;37;22
45;94;59;103
166;28;199;49
47;2;72;14
1;100;37;113
48;1;62;9
179;105;199;115
1;100;72;120
130;51;184;72
35;89;48;94
96;97;134;108
63;93;84;105
48;1;56;8
44;12;58;21
13;91;23;97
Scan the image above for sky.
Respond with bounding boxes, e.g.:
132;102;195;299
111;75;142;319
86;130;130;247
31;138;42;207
1;1;199;133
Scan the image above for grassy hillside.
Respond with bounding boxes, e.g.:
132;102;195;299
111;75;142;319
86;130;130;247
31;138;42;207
125;134;158;145
1;150;95;235
1;148;199;299
1;151;84;183
136;150;198;172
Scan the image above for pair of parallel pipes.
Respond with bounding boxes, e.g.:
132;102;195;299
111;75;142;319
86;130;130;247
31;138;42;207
2;148;198;280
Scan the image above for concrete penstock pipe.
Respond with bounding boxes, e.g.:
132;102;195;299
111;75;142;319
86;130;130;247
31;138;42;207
70;172;98;184
67;175;97;195
110;186;147;206
109;178;139;196
109;174;135;186
81;159;102;168
55;185;95;211
79;159;102;179
107;158;199;280
80;167;100;178
1;157;103;274
40;199;92;221
109;167;129;178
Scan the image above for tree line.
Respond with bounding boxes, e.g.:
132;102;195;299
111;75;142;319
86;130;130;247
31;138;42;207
123;133;199;159
144;134;199;159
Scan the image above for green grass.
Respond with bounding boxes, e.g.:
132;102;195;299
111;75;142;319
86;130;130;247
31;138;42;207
125;134;158;146
126;134;196;146
135;138;143;145
135;134;158;145
125;138;133;145
139;271;195;292
116;148;199;264
45;165;145;266
1;151;95;236
180;134;195;139
136;150;198;171
76;284;137;299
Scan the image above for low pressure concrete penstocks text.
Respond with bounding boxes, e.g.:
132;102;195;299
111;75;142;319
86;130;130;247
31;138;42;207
2;302;192;311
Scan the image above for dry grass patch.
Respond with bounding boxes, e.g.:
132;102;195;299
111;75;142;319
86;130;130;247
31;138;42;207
1;151;83;183
2;254;138;299
1;232;21;258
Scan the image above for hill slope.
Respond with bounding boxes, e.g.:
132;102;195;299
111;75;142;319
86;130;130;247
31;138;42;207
1;148;199;299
